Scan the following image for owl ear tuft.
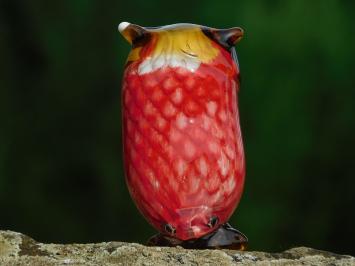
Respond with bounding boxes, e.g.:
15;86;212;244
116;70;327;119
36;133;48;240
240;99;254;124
203;27;244;49
118;22;149;46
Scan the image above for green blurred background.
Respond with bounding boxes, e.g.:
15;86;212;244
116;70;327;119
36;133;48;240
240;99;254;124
1;0;354;255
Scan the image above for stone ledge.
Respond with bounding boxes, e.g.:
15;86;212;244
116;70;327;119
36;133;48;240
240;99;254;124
0;230;354;265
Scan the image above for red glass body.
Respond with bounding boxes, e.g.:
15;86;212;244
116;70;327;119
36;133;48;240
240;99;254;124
121;24;245;241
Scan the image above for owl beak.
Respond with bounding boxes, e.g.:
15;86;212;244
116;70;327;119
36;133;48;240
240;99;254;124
118;22;148;45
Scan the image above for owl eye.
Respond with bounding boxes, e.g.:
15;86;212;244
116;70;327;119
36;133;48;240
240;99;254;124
202;27;244;50
118;22;151;46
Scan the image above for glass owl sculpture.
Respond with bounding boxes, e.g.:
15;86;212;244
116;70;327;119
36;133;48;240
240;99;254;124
119;22;247;249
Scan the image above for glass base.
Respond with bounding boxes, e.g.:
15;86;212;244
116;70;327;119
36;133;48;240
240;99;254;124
147;223;248;250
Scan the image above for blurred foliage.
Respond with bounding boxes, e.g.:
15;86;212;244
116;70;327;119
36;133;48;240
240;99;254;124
0;0;354;255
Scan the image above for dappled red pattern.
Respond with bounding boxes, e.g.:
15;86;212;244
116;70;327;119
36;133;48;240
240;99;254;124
122;49;245;240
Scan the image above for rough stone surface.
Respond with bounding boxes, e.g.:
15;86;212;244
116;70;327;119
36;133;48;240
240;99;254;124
0;230;354;265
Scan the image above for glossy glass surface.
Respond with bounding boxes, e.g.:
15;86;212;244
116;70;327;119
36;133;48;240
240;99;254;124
120;23;245;240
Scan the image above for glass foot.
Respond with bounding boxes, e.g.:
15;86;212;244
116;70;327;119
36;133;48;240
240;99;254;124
147;223;248;250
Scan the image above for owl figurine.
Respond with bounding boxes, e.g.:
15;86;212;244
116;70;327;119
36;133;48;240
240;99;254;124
119;22;247;249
